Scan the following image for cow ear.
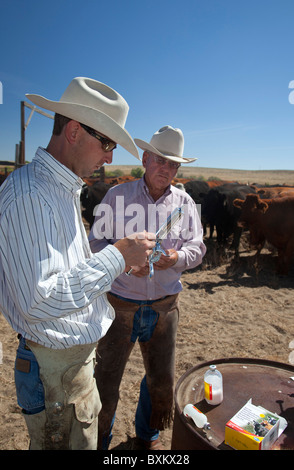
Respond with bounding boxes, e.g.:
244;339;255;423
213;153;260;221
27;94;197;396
233;198;243;208
258;201;268;213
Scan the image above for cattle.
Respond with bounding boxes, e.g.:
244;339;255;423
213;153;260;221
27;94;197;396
233;194;294;274
184;179;233;206
201;183;257;253
184;180;231;235
184;180;211;236
80;181;111;228
256;186;294;199
184;180;210;204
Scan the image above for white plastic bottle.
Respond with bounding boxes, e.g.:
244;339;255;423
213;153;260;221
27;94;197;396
183;404;210;429
204;364;223;405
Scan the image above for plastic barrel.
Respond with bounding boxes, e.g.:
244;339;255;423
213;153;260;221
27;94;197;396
171;358;294;450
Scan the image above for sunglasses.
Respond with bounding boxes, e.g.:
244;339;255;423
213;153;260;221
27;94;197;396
152;154;181;170
80;123;117;152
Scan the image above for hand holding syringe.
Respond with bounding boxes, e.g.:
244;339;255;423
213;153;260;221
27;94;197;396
126;207;183;279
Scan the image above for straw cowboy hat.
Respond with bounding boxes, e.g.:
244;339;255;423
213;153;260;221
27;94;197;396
26;77;140;160
134;126;197;163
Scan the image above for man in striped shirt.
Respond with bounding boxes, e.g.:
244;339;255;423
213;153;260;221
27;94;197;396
0;78;155;450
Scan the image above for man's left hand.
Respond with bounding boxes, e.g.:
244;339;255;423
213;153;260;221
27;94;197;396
154;249;178;271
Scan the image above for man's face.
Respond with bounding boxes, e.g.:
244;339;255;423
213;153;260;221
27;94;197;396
142;152;179;194
73;124;114;178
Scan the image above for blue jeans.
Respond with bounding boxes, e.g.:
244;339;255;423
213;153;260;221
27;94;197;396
98;295;161;449
131;299;160;441
105;375;159;450
96;292;179;450
14;337;45;414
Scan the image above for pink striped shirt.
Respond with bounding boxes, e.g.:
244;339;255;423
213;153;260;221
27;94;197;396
89;177;206;300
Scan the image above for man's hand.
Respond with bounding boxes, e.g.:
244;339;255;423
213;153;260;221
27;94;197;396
126;248;178;277
153;249;178;271
126;263;149;277
114;231;156;269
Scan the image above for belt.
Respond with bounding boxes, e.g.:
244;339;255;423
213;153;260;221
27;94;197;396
109;292;168;304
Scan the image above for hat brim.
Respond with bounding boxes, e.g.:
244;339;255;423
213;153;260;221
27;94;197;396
26;94;140;160
134;138;197;164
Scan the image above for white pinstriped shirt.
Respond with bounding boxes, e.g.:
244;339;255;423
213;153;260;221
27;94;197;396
0;147;125;349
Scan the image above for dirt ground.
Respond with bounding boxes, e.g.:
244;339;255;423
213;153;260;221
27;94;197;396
0;232;293;451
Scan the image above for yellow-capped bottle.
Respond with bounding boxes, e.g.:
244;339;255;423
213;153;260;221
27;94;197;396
204;365;223;405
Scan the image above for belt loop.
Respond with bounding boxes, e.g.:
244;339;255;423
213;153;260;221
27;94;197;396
17;334;31;351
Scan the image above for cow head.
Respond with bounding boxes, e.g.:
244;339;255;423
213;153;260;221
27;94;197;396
233;194;268;247
233;194;268;225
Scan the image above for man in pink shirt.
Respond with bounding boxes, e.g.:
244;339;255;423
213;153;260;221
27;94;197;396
89;126;206;450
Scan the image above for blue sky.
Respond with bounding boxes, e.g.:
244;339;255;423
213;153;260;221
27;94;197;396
0;0;294;170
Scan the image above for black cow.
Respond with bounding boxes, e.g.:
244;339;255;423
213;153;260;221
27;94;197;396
184;180;210;204
201;183;256;253
80;181;111;228
184;180;210;235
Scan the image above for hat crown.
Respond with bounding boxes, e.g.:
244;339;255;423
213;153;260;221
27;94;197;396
149;126;184;157
26;77;140;160
60;77;129;127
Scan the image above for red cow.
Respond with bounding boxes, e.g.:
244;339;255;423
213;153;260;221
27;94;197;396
256;186;294;199
233;194;294;274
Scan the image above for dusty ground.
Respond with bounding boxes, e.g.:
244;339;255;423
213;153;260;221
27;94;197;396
0;166;293;450
0;233;293;451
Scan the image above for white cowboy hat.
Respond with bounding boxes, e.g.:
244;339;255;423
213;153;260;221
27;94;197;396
26;77;140;160
134;126;197;163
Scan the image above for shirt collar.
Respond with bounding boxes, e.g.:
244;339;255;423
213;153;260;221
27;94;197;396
33;147;84;194
141;175;172;201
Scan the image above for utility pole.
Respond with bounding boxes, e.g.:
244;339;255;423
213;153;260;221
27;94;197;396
16;101;54;168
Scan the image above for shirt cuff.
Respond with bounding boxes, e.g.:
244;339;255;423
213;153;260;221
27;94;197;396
92;244;126;281
174;250;185;270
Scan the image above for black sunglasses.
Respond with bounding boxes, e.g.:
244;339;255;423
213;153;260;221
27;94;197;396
80;123;117;152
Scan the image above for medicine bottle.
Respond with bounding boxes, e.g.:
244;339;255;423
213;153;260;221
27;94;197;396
183;404;210;429
204;365;223;405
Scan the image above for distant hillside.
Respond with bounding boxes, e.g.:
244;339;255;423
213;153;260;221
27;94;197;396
107;165;294;186
1;162;294;186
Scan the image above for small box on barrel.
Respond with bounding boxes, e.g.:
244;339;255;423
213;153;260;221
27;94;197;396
225;399;287;450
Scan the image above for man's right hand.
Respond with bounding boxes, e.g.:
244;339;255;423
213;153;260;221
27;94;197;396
114;231;156;269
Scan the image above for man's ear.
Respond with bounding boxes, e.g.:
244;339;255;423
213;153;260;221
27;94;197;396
142;151;149;168
64;120;80;144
